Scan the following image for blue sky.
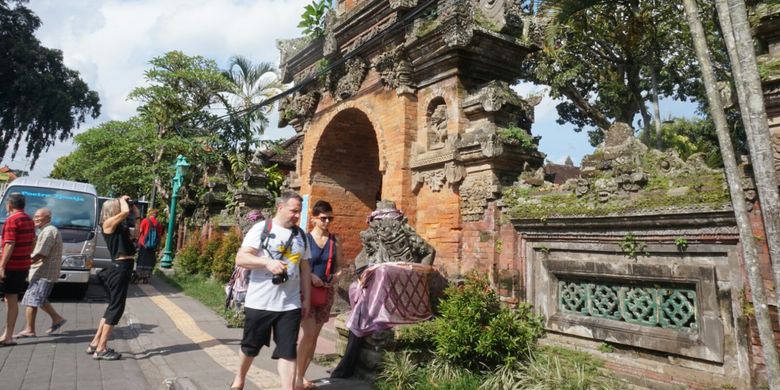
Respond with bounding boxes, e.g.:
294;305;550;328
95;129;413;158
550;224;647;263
3;0;700;177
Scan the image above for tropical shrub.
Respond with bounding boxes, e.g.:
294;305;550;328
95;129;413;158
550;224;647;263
197;232;223;277
175;229;203;275
434;275;544;370
211;228;241;283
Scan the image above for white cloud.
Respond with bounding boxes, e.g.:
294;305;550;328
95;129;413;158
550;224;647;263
3;0;305;177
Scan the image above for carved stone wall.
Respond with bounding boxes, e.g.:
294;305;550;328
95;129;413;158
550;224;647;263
517;214;751;389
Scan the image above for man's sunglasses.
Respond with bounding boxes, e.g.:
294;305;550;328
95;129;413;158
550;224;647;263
318;216;334;222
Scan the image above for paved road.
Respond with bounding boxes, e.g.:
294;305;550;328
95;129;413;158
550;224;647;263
0;274;371;390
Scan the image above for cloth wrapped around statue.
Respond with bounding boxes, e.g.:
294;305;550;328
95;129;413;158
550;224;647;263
346;262;434;337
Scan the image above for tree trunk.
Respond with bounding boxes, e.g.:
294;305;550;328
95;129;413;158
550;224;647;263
650;68;663;149
718;0;780;333
683;1;780;388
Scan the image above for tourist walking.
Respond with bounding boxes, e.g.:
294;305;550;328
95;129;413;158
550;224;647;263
0;193;35;346
296;200;340;390
87;196;137;360
15;208;67;338
135;208;163;284
230;191;311;390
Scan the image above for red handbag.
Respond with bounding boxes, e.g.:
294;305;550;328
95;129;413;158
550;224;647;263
310;235;334;308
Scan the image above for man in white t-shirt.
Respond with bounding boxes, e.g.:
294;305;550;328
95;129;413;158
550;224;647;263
230;191;312;390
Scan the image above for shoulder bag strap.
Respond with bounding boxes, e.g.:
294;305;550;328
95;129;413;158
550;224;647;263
324;234;334;280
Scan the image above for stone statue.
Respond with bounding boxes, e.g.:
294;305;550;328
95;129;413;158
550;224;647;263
428;104;448;146
354;200;435;269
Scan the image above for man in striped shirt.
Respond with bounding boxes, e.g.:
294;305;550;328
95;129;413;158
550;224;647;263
0;193;35;346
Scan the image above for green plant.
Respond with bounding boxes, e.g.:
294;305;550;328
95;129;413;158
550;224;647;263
482;346;625;390
538;245;551;255
497;125;534;147
434;274;544;370
175;230;203;275
598;342;614;353
211;228;241;283
618;233;648;260
262;163;285;199
298;0;332;38
394;321;437;354
674;237;688;252
197;233;223;277
377;351;420;390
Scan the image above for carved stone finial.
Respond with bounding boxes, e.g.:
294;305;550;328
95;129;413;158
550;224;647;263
440;1;475;47
323;10;339;56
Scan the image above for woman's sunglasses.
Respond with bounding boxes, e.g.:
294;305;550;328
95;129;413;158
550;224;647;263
318;216;334;222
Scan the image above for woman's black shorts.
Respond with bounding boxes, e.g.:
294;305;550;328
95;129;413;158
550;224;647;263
241;307;301;359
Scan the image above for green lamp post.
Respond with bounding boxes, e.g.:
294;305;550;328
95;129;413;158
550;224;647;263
160;155;190;269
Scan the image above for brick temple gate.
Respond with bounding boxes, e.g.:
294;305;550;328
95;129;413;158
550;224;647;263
277;0;544;275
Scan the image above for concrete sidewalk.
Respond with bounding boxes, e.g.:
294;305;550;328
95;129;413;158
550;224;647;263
0;276;372;390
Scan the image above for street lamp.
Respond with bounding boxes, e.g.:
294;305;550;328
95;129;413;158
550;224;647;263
160;155;190;269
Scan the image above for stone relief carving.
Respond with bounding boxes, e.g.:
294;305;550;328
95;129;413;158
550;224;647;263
428;103;448;147
389;0;419;10
411;160;465;193
475;129;503;158
460;173;499;220
278;90;322;132
372;45;416;94
354;200;436;269
333;57;368;101
443;161;466;184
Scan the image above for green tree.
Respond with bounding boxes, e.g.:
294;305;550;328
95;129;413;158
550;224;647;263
49;119;157;197
525;0;727;146
0;0;100;168
49;118;200;198
128;51;234;205
221;56;282;154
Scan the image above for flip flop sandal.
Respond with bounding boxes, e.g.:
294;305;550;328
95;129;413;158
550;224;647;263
13;332;36;338
47;319;67;334
86;346;115;354
0;340;18;347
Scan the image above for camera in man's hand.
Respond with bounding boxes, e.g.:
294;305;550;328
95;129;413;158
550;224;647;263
272;268;289;285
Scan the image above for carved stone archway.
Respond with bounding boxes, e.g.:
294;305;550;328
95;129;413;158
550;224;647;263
308;108;382;265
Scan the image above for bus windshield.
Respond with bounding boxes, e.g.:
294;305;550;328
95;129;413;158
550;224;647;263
0;186;97;230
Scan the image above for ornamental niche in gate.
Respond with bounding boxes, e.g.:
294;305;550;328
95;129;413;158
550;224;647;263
276;0;545;276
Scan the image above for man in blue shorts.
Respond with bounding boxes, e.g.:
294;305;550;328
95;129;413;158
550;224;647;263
230;191;311;390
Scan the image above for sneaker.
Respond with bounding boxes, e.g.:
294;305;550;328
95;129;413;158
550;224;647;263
93;350;122;360
87;346;115;354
